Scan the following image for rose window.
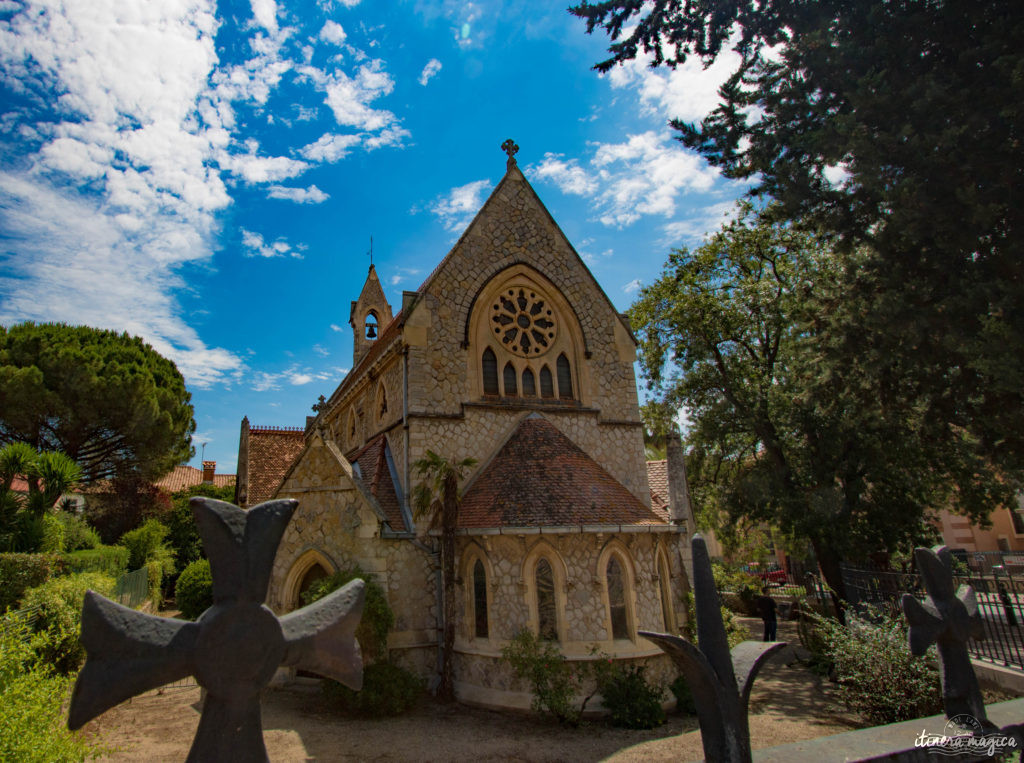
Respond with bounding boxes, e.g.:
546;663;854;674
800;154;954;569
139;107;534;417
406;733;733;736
491;288;557;356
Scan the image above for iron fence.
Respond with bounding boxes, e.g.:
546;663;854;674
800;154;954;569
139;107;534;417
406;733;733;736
840;561;1024;670
114;566;150;609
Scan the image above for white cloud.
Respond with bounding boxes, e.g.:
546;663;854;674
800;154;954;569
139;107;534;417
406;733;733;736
319;20;346;45
290;372;314;385
319;60;399;131
339;0;360;6
623;278;642;294
388;267;422;286
301;132;361;162
823;163;850;187
605;39;742;123
529;153;597;196
660;201;740;244
429;179;492;231
241;229;303;258
313;344;329;356
221;151;309;183
267;184;329;203
329;323;343;332
418;58;442;86
250;0;278;35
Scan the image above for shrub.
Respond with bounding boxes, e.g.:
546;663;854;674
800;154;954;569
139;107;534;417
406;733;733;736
596;662;665;729
166;483;235;569
814;607;942;724
0;553;66;612
0;626;104;762
501;630;595;726
670;674;696;714
62;545;130;577
56;511;101;552
303;565;395;663
119;518;175;575
20;571;115;674
175;558;213;620
39;513;65;553
322;661;424;716
145;560;164;609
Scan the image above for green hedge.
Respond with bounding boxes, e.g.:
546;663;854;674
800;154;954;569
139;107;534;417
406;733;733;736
175;558;212;620
0;553;67;612
20;571;115;674
323;662;424;716
61;545;129;577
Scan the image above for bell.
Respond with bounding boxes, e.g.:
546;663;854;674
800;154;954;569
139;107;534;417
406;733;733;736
365;323;377;339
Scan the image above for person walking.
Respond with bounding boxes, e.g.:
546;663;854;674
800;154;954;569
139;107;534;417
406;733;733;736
757;587;777;642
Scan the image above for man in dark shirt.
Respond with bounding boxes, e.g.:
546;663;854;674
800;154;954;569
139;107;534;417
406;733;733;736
757;588;777;642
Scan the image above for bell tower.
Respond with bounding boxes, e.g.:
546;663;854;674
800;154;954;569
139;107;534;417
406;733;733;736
350;263;393;366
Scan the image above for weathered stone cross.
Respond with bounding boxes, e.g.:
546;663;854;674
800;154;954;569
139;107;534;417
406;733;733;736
501;138;519;169
901;545;991;728
640;534;786;763
68;497;365;762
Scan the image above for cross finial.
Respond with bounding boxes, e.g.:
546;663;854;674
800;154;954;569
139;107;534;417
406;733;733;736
312;394;327;414
501;138;519;169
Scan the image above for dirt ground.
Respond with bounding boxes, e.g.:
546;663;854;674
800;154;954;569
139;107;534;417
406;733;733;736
85;617;864;762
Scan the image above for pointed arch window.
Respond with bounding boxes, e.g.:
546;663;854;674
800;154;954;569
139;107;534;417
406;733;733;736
539;365;554;398
556;354;573;400
536;558;558;641
606;556;630;640
482;348;499;396
522;368;536;396
473;559;489;638
365;311;379;340
377;383;388;421
503;362;518;396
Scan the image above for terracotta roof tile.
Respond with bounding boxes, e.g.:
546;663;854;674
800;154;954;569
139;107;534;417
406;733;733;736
646;460;671;522
350;433;406;531
248;427;305;504
459;417;665;529
154;465;236;494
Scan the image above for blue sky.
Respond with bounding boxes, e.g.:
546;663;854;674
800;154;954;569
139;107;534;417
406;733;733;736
0;0;748;475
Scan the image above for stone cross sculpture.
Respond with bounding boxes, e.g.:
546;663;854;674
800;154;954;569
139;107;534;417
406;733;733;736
640;534;786;763
901;545;991;729
501;138;519;169
68;498;366;762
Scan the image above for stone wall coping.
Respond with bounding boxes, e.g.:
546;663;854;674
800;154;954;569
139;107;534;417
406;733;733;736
453;641;666;660
448;524;683;536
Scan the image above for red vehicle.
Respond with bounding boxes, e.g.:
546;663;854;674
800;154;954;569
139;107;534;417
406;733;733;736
743;562;787;587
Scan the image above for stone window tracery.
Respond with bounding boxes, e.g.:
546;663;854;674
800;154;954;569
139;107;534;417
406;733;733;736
536;557;558;641
491;288;557;356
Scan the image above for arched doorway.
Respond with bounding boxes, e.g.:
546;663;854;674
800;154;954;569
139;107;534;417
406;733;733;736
283;548;337;612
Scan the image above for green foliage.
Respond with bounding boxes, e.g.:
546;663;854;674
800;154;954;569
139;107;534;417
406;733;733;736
0;322;196;483
574;0;1024;480
303;565;394;663
669;675;695;715
322;661;424;717
595;662;665;729
56;511;101;551
175;558;212;620
0;552;66;611
627;208;987;605
814;608;942;724
20;571;115;674
166;482;235;568
89;474;172;546
501;630;594;726
119;518;175;578
39;512;65;552
62;545;129;577
720;606;749;649
145;560;164;609
0;626;104;762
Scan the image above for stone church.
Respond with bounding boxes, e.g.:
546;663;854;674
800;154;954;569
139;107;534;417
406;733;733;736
235;144;693;709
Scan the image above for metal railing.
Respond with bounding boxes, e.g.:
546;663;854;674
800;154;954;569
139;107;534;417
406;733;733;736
114;566;150;609
840;561;1024;670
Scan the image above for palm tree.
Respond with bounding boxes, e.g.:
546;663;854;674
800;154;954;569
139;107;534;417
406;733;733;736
412;450;476;703
0;442;82;551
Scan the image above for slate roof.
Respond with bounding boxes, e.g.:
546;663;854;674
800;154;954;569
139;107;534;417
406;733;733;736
350;433;406;531
458;416;665;529
247;426;305;505
646;459;671;522
155;465;235;493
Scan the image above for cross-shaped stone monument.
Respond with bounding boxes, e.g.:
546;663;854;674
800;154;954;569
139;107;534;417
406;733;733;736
68;497;366;762
501;138;519;169
902;545;992;729
640;534;787;763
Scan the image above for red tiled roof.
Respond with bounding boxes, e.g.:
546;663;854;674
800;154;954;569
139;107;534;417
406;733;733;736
155;464;235;493
459;417;665;529
646;460;671;522
351;433;406;531
248;427;306;504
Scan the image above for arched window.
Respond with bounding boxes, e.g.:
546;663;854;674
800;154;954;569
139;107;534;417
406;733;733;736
556;353;573;399
536;558;558;641
364;311;379;340
473;559;488;638
377;383;388;421
540;365;554;398
522;368;536;396
482;348;499;396
503;362;518;396
606;556;629;639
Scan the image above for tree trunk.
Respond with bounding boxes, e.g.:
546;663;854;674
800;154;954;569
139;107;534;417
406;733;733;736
812;538;847;625
438;472;458;702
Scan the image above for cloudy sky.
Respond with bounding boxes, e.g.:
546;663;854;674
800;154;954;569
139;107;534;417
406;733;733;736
0;0;747;473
